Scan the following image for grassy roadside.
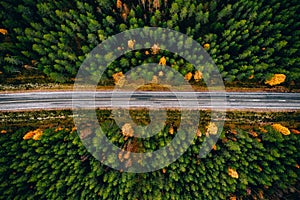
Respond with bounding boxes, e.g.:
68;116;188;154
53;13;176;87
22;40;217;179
1;72;299;93
1;110;299;131
1;81;299;93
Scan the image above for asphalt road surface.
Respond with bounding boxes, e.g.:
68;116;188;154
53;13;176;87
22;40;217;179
0;91;299;111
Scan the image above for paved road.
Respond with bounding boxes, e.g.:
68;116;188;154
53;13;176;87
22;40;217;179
0;91;300;111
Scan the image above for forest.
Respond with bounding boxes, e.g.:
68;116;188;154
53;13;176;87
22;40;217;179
0;110;300;199
0;0;299;87
1;0;300;199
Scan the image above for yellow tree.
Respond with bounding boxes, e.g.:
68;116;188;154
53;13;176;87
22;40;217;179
151;43;160;54
112;72;126;86
158;56;167;65
271;124;290;135
228;167;239;178
184;72;193;81
0;29;8;35
265;74;286;86
153;0;160;10
116;0;122;9
194;70;203;82
128;39;135;49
